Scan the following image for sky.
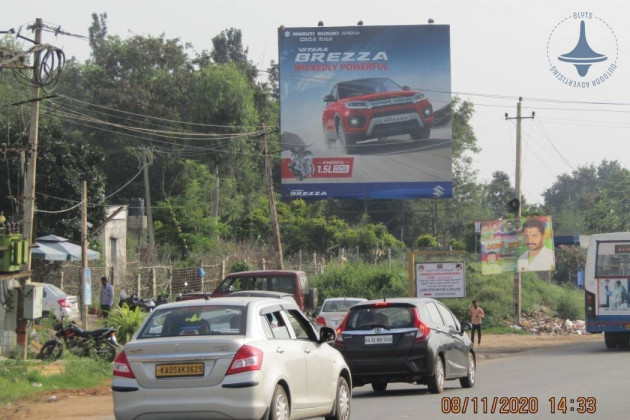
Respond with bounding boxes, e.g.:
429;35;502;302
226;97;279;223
4;0;630;205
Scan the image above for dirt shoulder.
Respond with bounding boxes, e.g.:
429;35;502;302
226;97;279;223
475;332;602;360
3;333;604;420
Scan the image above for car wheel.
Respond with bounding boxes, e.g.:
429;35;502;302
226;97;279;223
336;121;355;154
410;127;431;140
325;376;351;420
427;356;445;394
459;352;475;388
269;384;289;420
371;382;387;392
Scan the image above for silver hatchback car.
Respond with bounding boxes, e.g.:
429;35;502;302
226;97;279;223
112;296;351;420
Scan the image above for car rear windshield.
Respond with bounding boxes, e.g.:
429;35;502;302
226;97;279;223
216;276;296;294
137;305;245;339
345;305;415;330
323;300;363;312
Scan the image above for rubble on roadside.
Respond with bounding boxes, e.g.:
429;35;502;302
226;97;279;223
505;307;587;335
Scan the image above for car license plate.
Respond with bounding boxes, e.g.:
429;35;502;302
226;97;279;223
365;335;393;345
383;115;409;124
156;363;204;378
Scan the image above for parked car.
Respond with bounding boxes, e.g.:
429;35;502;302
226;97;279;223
322;77;434;153
333;298;475;394
316;298;367;332
112;296;352;420
179;270;319;313
41;283;80;322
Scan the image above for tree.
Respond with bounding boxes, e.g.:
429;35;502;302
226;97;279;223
543;160;630;234
485;171;514;219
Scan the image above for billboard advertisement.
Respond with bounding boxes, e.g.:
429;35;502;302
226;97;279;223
277;25;452;200
479;216;556;274
415;262;465;298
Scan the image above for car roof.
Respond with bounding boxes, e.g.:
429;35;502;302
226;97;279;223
224;270;305;277
323;297;367;302
356;297;440;307
155;296;300;311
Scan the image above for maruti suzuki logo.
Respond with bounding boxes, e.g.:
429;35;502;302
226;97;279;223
547;13;618;88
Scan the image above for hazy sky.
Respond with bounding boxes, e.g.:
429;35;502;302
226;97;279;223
5;0;630;205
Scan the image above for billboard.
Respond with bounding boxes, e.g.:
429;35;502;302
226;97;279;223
479;216;556;274
415;262;465;298
278;25;452;200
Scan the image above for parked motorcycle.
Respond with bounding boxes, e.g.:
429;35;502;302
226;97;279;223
119;290;156;312
288;146;314;181
154;293;170;307
38;317;118;362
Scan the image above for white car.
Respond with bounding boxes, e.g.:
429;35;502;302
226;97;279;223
316;298;367;332
42;283;80;322
112;296;351;420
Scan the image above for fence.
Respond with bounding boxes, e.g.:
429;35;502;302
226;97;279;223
30;246;417;304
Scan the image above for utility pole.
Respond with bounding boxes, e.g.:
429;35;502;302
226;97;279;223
22;18;43;253
142;148;155;261
505;97;535;324
81;181;88;329
262;126;284;269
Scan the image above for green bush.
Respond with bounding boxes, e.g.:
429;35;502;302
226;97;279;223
106;305;148;344
312;262;408;301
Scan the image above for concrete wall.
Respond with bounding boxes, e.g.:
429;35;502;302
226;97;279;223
100;206;128;286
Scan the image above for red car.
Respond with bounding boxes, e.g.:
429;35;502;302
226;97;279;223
322;78;434;154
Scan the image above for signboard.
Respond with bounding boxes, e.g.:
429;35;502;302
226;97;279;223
83;268;92;305
415;262;465;298
597;278;630;315
479;216;556;274
278;24;452;200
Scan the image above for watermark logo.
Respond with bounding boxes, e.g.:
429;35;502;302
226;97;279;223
547;12;618;88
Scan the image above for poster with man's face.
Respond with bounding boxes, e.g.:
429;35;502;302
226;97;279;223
479;216;555;274
598;278;630;315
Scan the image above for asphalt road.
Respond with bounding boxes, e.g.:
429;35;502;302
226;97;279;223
343;340;626;419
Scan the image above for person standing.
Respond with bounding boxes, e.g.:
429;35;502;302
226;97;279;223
100;276;114;318
468;300;485;346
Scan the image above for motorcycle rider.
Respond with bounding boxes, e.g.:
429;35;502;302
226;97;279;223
100;276;114;318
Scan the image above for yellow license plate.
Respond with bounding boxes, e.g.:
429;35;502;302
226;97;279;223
156;363;204;378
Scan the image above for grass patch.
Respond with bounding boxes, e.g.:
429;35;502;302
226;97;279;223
0;356;111;406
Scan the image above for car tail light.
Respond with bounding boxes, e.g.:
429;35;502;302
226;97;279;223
316;316;326;326
226;345;263;375
113;351;135;378
585;291;596;319
413;308;431;343
57;298;70;308
334;313;350;348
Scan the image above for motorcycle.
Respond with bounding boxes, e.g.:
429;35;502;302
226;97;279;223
119;290;156;312
288;146;314;181
38;317;118;362
155;293;170;307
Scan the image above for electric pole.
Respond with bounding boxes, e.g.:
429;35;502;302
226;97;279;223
262;126;284;269
22;18;43;253
505;97;535;324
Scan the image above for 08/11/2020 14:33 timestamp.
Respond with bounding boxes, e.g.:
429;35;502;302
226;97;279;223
441;396;596;414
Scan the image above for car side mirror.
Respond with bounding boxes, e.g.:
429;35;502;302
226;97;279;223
323;94;335;102
460;321;472;334
319;326;336;343
402;85;410;91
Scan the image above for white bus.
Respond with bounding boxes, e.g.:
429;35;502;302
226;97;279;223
584;232;630;348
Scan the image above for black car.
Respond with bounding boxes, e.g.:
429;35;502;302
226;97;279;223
333;298;475;393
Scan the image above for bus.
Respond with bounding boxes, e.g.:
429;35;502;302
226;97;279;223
584;232;630;348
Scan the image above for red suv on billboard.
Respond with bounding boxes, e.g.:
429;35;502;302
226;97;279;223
322;78;434;154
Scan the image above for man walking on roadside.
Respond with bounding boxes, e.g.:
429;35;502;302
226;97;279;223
468;300;485;346
100;276;114;318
